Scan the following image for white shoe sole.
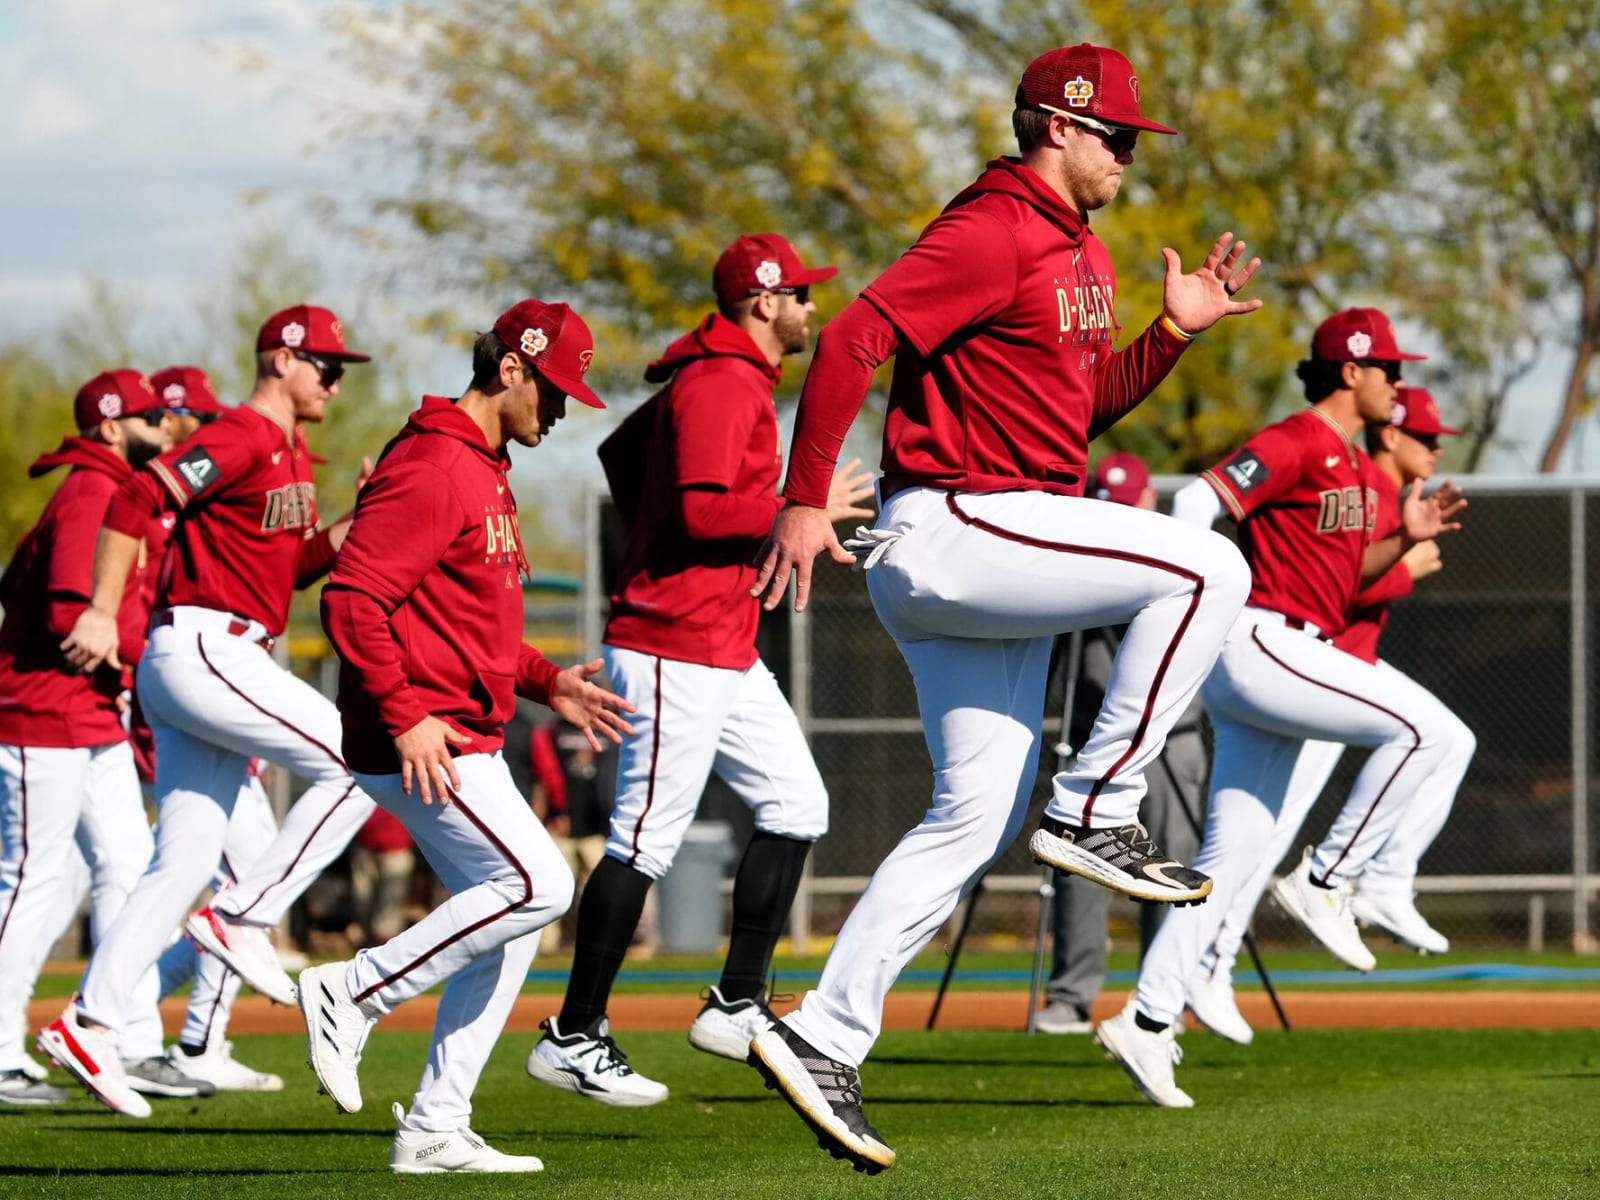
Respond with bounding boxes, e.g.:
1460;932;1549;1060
392;1158;544;1175
1186;1001;1254;1046
1270;879;1375;971
1092;1020;1193;1109
35;1027;151;1119
748;1030;895;1172
524;1051;668;1107
185;912;297;1006
1028;829;1212;904
687;1021;763;1061
1351;907;1449;955
298;967;363;1114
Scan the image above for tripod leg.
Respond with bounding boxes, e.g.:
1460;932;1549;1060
1026;867;1056;1034
928;879;983;1031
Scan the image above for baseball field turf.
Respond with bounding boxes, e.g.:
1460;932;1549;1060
4;1024;1597;1199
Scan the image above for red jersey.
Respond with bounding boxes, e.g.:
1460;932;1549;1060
600;315;782;669
1201;407;1379;637
1334;469;1412;664
321;397;560;775
783;157;1189;506
102;403;338;637
0;439;153;748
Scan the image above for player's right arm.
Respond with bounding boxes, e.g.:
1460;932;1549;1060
1169;477;1226;527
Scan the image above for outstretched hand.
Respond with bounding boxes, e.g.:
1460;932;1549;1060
751;504;854;613
1161;232;1263;335
1401;479;1466;543
825;457;876;524
550;659;635;751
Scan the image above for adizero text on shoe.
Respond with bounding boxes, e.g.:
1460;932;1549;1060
687;985;781;1061
1094;1008;1194;1108
298;962;376;1114
35;1011;151;1118
185;906;298;1005
748;1023;896;1174
122;1056;217;1098
390;1102;544;1173
0;1069;71;1106
526;1016;668;1107
1271;847;1376;971
1030;817;1212;904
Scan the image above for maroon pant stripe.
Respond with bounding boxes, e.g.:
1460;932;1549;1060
1249;627;1420;881
627;656;665;868
0;748;29;951
227;782;356;919
195;635;348;771
944;493;1205;825
353;792;532;1003
200;978;227;1047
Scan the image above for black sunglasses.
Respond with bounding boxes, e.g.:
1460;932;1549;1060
1357;359;1403;383
1399;429;1440;452
291;349;345;388
748;284;811;305
128;408;170;427
167;406;221;424
1062;111;1140;156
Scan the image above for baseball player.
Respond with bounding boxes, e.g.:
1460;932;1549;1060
38;306;375;1118
527;234;872;1107
1187;386;1474;1043
746;43;1263;1171
1100;309;1466;1108
0;370;182;1106
306;299;631;1174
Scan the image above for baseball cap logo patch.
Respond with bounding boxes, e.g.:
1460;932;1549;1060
1390;402;1408;426
281;321;306;348
755;259;783;289
1129;75;1140;100
578;349;594;374
162;383;187;402
98;393;121;418
1064;76;1094;107
1346;331;1372;357
520;327;549;357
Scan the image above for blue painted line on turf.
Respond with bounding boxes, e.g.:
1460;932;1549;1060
526;962;1600;986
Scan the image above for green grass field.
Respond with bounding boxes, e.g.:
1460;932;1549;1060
4;1026;1598;1199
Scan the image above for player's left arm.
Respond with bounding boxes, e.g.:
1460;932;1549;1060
1362;479;1465;584
295;456;376;587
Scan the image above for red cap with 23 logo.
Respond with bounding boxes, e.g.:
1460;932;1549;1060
493;300;604;409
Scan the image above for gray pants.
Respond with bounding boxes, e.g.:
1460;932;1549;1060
1046;725;1207;1013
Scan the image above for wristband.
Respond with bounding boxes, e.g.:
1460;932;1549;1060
1159;314;1195;343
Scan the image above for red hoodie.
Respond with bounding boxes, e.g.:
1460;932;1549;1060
783;157;1191;507
0;438;152;748
321;396;561;775
599;314;783;669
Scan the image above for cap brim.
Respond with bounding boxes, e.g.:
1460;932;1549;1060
1396;351;1427;362
301;340;372;362
539;369;605;409
1437;424;1462;436
1040;104;1178;135
794;265;839;286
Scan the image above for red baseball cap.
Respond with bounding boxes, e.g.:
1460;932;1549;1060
150;366;226;416
257;305;371;362
1311;308;1425;363
74;369;157;430
712;234;838;307
492;299;604;409
1390;386;1461;437
1090;450;1151;506
1016;43;1177;135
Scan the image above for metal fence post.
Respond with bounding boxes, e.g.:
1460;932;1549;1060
1572;488;1592;951
789;581;813;956
582;486;603;663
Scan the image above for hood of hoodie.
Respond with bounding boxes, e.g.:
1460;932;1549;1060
382;395;509;470
28;435;134;481
945;157;1090;246
643;313;781;387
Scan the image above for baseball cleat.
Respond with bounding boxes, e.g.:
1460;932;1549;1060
748;1022;896;1174
1094;1007;1194;1108
687;985;782;1061
390;1102;544;1174
185;906;298;1006
167;1041;284;1092
36;1008;151;1118
17;1056;50;1083
0;1069;72;1106
1185;972;1253;1045
1350;887;1449;955
526;1016;668;1107
122;1055;217;1098
1271;848;1376;971
1029;817;1212;904
298;961;376;1114
1033;1000;1094;1035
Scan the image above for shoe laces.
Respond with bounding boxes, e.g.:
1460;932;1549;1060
574;1032;637;1079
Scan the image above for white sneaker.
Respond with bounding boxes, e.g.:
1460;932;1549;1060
298;961;376;1113
186;906;298;1005
35;1008;151;1118
687;986;779;1060
526;1016;668;1107
1271;847;1376;971
17;1056;49;1083
1093;1007;1193;1108
0;1069;72;1106
1350;887;1449;955
1186;971;1253;1045
1033;1001;1094;1035
168;1041;284;1092
390;1102;544;1173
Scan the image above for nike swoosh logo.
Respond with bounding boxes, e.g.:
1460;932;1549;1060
272;451;285;464
1325;455;1341;468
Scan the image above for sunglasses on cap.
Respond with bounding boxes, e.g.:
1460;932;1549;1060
166;406;220;425
1356;359;1404;383
291;349;345;388
125;407;173;427
748;284;811;305
1055;110;1140;156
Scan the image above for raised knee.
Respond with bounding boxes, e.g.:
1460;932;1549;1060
1205;535;1252;604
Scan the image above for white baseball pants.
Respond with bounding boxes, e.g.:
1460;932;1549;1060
0;741;163;1067
602;646;829;880
76;621;372;1034
784;486;1250;1066
1136;611;1466;1025
345;753;573;1132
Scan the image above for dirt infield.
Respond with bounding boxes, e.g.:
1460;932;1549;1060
32;988;1600;1037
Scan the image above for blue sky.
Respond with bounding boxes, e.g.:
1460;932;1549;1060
0;0;1589;476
